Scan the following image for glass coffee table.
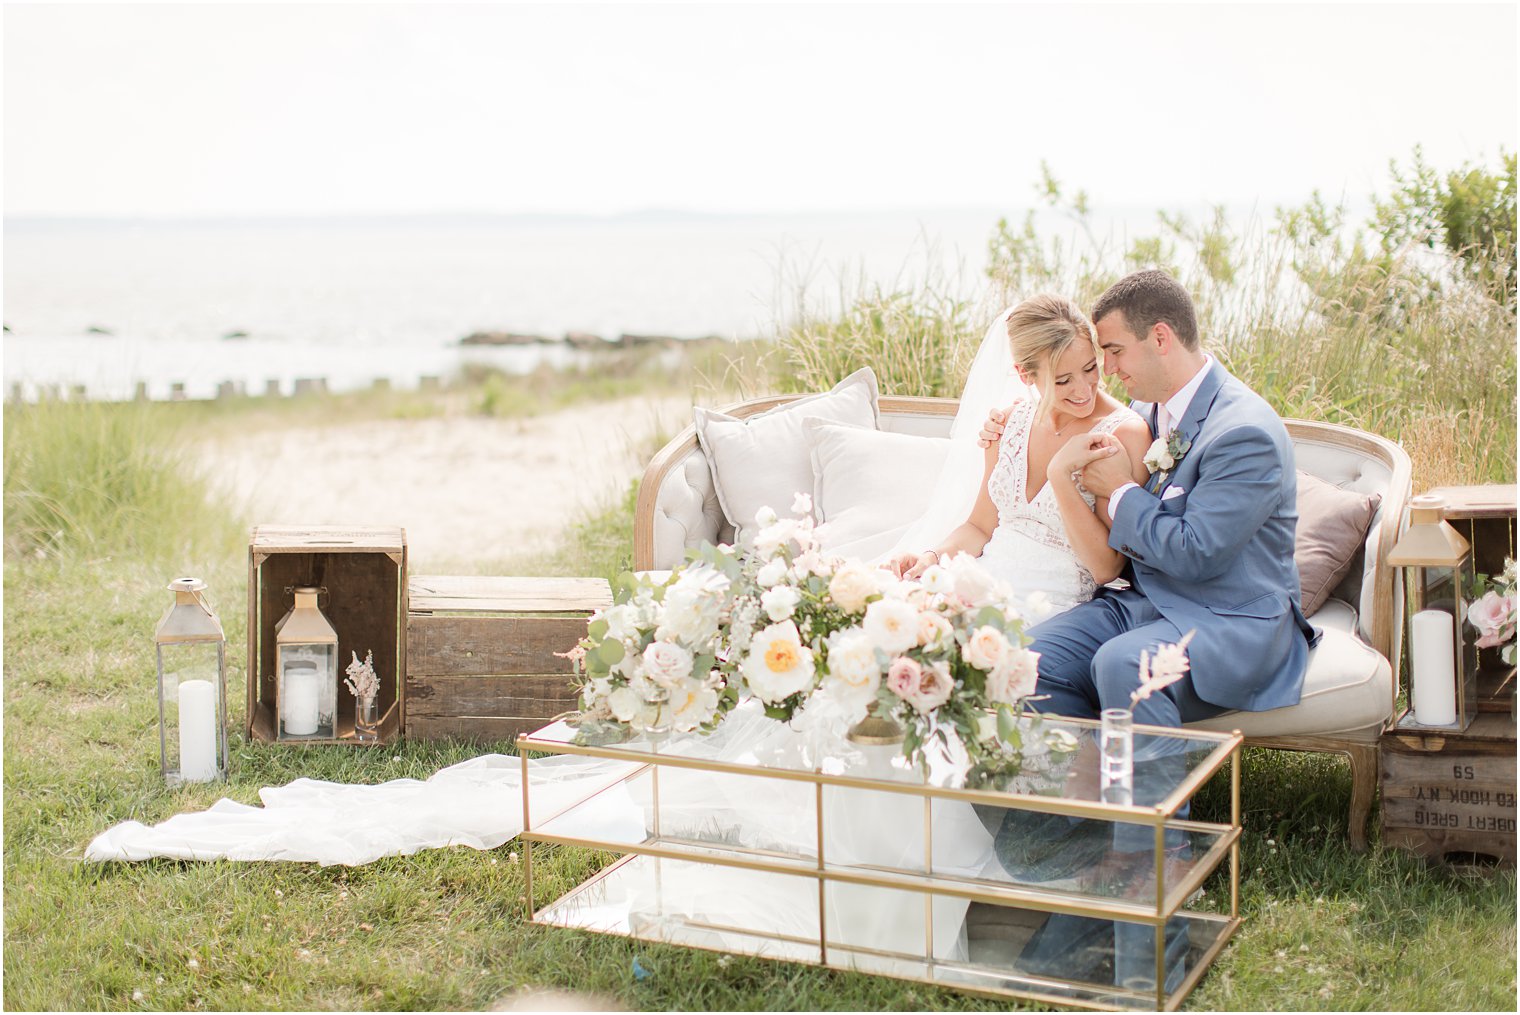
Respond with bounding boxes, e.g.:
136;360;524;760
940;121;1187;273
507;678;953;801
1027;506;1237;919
518;709;1242;1011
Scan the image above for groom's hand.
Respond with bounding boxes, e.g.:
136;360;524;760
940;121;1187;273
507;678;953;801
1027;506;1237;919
1077;433;1130;497
975;408;1007;448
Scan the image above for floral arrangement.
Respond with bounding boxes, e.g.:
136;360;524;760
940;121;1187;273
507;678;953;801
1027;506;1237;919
567;494;1072;768
1467;557;1517;665
344;650;379;703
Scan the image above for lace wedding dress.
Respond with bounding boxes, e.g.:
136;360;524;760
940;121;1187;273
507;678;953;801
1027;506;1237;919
978;396;1133;616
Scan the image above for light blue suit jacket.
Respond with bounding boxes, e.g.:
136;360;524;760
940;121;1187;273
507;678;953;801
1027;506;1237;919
1112;361;1318;712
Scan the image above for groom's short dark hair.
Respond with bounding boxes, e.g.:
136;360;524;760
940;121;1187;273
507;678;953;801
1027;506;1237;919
1091;270;1199;350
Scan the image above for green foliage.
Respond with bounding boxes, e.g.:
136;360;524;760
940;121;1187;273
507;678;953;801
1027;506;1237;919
3;399;242;563
1374;146;1517;303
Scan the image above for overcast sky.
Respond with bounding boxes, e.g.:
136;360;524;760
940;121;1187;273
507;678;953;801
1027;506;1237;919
4;2;1515;218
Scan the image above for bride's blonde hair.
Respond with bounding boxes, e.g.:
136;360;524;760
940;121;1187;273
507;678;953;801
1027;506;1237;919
1006;294;1100;424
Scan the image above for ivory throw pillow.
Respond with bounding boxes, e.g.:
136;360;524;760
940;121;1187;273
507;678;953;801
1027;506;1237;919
693;367;880;543
803;417;951;563
1295;470;1381;616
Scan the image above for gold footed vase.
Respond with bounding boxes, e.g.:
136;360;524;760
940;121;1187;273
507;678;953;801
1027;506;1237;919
846;701;904;746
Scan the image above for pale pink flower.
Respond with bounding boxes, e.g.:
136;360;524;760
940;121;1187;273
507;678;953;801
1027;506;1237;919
1131;631;1195;707
1468;591;1516;649
886;656;953;714
986;647;1040;705
886;656;922;702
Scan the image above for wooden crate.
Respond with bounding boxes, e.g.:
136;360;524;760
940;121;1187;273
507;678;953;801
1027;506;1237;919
405;575;612;743
1380;711;1516;867
247;525;406;744
1429;485;1517;710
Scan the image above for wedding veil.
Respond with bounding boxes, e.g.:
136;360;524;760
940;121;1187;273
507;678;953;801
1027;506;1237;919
883;305;1033;561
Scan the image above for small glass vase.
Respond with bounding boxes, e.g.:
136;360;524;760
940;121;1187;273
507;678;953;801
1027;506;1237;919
1100;706;1134;804
354;695;380;742
642;685;672;740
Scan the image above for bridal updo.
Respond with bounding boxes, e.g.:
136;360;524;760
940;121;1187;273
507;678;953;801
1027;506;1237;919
1005;294;1100;423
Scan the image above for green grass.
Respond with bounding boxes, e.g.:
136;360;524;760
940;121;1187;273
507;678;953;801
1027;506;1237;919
6;552;1514;1010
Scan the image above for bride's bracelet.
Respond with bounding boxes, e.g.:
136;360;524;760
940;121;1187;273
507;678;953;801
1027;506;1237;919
922;549;940;564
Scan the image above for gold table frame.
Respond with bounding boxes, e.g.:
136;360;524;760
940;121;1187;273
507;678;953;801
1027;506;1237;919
518;717;1243;1012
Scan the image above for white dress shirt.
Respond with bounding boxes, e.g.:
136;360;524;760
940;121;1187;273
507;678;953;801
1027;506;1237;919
1107;354;1214;519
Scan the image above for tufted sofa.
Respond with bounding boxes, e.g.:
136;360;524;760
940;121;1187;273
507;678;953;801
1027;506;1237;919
634;395;1413;849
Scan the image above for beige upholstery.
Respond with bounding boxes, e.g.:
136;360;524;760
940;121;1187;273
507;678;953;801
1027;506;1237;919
634;396;1413;849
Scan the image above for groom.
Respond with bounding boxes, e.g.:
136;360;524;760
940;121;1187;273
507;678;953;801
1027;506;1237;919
980;269;1318;991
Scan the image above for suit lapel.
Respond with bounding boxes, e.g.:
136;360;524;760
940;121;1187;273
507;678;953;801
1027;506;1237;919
1154;361;1227;495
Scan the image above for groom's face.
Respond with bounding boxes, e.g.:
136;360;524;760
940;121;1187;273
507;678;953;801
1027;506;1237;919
1095;312;1164;402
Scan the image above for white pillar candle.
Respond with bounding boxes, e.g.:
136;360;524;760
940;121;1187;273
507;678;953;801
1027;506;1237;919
1412;608;1458;726
177;679;218;782
282;664;321;736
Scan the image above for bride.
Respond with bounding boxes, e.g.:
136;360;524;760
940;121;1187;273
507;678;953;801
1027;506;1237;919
887;294;1151;616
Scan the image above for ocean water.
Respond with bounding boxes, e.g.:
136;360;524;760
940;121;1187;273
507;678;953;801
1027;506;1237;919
2;211;1005;400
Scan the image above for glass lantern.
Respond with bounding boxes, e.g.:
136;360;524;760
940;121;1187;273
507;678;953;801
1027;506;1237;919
155;577;228;784
1388;493;1477;731
274;586;338;740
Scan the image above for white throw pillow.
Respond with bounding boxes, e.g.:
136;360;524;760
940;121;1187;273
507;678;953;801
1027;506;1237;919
803;416;951;563
693;367;880;543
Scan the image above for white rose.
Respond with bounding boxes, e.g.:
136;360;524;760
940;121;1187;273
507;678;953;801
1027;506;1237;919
919;564;952;595
1143;437;1174;473
607;685;643;722
641;640;694;689
863;598;920;656
791;491;814;517
760;584;801;621
602;603;641;642
964;625;1010;671
974;712;998;743
754;505;779;529
754;518;799;559
740;621;816;703
986;647;1040;705
823;628;881;702
829;562;878;613
657;585;721;645
756;559;789;588
946;553;998;608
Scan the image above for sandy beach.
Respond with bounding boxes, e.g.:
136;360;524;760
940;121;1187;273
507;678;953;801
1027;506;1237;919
197;394;693;570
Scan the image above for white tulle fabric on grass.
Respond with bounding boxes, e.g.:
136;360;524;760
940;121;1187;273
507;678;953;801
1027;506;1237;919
85;702;997;962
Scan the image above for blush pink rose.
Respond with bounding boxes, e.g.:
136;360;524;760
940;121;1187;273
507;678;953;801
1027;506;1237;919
886;655;952;713
886;656;922;702
1469;591;1516;648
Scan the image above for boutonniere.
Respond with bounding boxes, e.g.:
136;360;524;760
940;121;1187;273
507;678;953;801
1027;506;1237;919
1143;428;1192;476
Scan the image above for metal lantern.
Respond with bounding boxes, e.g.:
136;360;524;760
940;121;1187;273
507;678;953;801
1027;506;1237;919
1388;493;1477;731
274;586;339;740
155;577;228;784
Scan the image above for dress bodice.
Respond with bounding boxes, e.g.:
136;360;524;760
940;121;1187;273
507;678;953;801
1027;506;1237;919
980;399;1132;612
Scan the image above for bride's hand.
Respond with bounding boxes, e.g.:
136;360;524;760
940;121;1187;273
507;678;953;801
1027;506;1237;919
1048;432;1120;482
976;408;1008;449
889;551;938;580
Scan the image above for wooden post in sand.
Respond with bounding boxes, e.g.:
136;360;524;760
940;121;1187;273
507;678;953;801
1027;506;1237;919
134;381;149;402
170;382;187;401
